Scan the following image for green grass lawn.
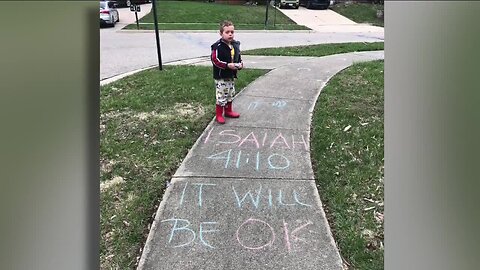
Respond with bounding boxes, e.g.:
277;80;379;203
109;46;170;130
310;60;384;269
124;1;309;30
100;66;268;269
243;42;384;56
331;2;384;27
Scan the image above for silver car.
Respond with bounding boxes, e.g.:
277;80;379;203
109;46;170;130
100;1;119;27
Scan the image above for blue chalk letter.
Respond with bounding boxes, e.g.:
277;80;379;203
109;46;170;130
161;218;196;248
199;222;219;249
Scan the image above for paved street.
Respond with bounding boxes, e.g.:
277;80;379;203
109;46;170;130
100;5;384;82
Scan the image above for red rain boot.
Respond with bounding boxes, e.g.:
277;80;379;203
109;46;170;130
225;102;240;118
216;104;225;124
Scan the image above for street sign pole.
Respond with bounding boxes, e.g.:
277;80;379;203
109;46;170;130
135;10;139;30
130;4;141;30
151;0;163;70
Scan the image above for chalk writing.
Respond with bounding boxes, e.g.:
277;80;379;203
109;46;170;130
206;149;290;171
272;100;287;108
283;220;313;252
178;182;216;207
246;100;288;110
238;132;260;148
160;217;314;252
161;218;219;249
162;182;316;252
178;181;311;210
236;218;275;250
235;218;314;252
199;222;220;248
248;101;260;110
233;186;263;209
232;185;312;209
268;154;290;170
204;128;308;151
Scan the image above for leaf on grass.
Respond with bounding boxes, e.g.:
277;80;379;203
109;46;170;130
363;198;375;203
100;176;125;191
361;229;375;239
343;125;352;132
374;211;384;223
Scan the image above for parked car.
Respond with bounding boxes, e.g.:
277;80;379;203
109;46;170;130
299;0;330;9
100;1;119;27
278;0;299;9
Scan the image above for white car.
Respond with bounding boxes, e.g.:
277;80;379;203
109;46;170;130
100;1;119;27
278;0;299;9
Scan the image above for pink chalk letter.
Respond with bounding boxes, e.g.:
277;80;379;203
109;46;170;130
236;218;275;250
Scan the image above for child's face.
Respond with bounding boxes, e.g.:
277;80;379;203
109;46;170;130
220;25;235;43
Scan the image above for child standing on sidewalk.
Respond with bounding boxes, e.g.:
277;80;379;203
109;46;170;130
210;20;244;124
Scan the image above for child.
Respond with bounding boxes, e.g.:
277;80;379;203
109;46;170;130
210;20;244;124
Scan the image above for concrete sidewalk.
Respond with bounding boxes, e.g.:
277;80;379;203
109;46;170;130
276;7;384;33
137;51;384;269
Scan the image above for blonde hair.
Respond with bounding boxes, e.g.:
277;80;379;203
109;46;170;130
219;20;234;33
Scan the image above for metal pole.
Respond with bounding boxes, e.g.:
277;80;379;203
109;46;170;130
151;0;163;70
264;0;269;29
273;0;276;28
135;10;139;30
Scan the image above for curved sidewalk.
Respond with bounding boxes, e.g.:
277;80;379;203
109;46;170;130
277;7;384;33
137;51;384;270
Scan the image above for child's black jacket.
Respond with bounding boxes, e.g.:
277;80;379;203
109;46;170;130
210;39;242;79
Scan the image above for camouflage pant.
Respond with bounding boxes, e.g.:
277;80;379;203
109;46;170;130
215;79;235;106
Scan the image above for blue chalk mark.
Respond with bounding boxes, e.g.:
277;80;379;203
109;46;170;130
278;190;297;206
161;218;196;248
199;222;219;249
236;150;242;168
294;190;312;207
268;189;273;208
268;153;290;170
256;152;260;171
179;182;188;206
233;185;262;209
207;149;232;168
192;183;216;207
248;101;260;110
272;100;287;108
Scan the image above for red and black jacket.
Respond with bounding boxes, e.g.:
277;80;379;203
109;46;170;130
210;39;243;79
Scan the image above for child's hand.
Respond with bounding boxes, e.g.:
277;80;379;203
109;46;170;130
228;63;237;70
237;62;244;70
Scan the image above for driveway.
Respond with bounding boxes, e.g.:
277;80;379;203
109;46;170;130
100;4;384;83
100;3;152;32
277;6;384;32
